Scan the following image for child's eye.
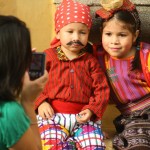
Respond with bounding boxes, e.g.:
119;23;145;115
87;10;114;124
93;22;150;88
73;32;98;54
67;31;73;33
119;34;127;37
105;33;111;36
80;31;86;34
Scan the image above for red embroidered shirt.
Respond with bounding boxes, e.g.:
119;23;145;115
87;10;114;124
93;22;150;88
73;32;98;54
34;48;110;119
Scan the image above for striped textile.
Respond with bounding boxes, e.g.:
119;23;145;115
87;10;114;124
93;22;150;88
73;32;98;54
34;47;110;120
95;42;150;115
104;51;150;115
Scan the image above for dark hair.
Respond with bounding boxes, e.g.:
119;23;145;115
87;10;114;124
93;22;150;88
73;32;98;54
0;15;32;100
101;10;141;70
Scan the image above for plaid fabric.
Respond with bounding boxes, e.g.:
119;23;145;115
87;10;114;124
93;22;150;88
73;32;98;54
96;0;135;19
37;113;105;150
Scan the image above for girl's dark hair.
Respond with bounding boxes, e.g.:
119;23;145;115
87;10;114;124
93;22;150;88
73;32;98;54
101;9;141;70
0;15;32;101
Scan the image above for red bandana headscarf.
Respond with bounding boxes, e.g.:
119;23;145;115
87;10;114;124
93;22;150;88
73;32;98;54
50;0;92;48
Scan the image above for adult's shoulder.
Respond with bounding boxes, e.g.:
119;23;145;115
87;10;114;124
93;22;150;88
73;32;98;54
0;101;23;112
0;101;29;122
0;101;30;148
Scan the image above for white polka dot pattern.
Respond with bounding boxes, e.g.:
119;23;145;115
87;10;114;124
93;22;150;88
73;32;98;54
55;0;92;33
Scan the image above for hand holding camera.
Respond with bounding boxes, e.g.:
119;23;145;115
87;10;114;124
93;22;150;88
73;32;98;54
29;52;46;80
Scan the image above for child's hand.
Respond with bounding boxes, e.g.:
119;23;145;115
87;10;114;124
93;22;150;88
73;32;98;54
38;101;54;120
76;109;93;124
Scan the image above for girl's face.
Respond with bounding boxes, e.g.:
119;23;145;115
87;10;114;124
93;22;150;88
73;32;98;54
102;18;139;59
56;22;89;60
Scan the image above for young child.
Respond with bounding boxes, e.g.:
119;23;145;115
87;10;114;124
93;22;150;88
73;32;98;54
34;0;110;149
0;15;48;150
94;0;150;149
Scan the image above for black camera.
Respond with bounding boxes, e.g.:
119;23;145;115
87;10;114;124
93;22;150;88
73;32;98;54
29;52;45;80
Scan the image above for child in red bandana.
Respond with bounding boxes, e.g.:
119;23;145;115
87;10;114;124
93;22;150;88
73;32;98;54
94;0;150;149
34;0;110;149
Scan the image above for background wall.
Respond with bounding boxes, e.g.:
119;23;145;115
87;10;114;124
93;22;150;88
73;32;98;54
1;0;150;51
0;0;56;51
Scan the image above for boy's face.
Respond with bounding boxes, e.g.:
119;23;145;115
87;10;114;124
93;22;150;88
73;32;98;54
56;22;89;59
102;18;139;59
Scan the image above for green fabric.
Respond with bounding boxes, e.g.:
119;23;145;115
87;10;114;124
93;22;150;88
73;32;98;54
0;100;30;150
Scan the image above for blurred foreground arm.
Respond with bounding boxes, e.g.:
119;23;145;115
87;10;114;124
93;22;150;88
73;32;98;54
10;70;48;150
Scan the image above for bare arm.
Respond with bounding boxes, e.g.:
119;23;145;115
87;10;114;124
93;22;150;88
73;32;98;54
9;71;48;150
9;127;40;150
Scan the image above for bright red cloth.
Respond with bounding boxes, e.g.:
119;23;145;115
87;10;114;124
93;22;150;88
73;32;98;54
34;48;110;120
54;0;92;33
51;0;92;48
51;100;85;114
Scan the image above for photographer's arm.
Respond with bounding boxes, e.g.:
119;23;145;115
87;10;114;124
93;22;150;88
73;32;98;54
10;71;48;150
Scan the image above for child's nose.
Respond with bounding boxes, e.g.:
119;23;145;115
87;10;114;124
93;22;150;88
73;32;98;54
111;36;119;44
73;33;79;40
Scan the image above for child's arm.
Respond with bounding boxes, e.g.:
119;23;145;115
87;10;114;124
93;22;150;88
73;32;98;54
82;55;110;120
34;70;50;111
34;83;50;112
34;49;51;112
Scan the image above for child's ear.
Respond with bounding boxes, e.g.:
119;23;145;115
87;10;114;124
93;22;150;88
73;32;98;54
133;30;139;43
56;32;60;39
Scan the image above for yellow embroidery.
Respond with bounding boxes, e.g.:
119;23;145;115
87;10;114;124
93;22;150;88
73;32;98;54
56;46;86;61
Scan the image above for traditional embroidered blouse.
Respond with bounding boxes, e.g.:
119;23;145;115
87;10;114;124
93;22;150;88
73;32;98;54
34;47;110;120
97;43;150;115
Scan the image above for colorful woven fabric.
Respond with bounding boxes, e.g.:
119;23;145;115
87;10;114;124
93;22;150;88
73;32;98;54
95;42;150;115
56;46;86;61
37;113;105;150
113;106;150;150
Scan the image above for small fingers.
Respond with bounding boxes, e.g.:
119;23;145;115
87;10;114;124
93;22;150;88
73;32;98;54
39;109;54;120
76;114;88;124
